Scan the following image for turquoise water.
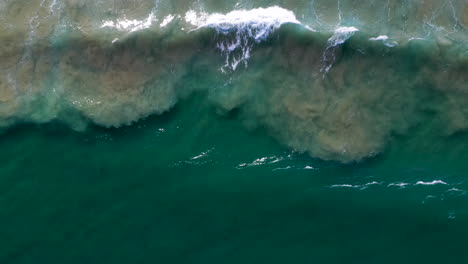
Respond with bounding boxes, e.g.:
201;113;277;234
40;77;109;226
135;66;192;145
1;0;468;263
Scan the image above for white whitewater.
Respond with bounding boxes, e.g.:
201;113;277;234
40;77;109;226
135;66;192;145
321;26;359;73
186;6;302;71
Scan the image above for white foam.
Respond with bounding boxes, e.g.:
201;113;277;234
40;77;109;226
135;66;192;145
415;180;448;186
329;184;359;188
408;37;426;41
185;10;206;27
365;181;381;186
370;35;388;41
388;182;410;188
369;35;398;47
321;26;359;73
160;14;175;28
186;6;303;71
329;181;382;190
190;149;213;160
101;13;156;33
236;155;284;168
329;26;359;47
188;6;300;30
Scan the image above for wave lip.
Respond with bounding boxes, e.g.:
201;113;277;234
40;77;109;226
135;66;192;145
188;6;304;71
197;6;301;33
329;27;359;46
321;26;359;73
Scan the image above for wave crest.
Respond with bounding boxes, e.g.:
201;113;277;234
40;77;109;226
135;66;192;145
0;4;467;162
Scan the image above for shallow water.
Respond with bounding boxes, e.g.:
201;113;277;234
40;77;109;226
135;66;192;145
0;1;467;263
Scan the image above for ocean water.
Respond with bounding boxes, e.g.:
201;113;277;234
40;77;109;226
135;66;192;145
0;0;467;263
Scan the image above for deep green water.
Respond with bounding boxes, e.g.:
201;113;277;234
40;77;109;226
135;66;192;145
1;93;468;263
1;0;468;263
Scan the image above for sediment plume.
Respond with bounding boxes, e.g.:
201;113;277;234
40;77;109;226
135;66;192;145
0;1;466;162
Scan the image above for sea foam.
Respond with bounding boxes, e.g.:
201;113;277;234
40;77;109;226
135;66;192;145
187;6;302;71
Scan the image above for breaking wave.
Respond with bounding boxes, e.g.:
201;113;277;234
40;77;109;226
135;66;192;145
0;2;467;162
